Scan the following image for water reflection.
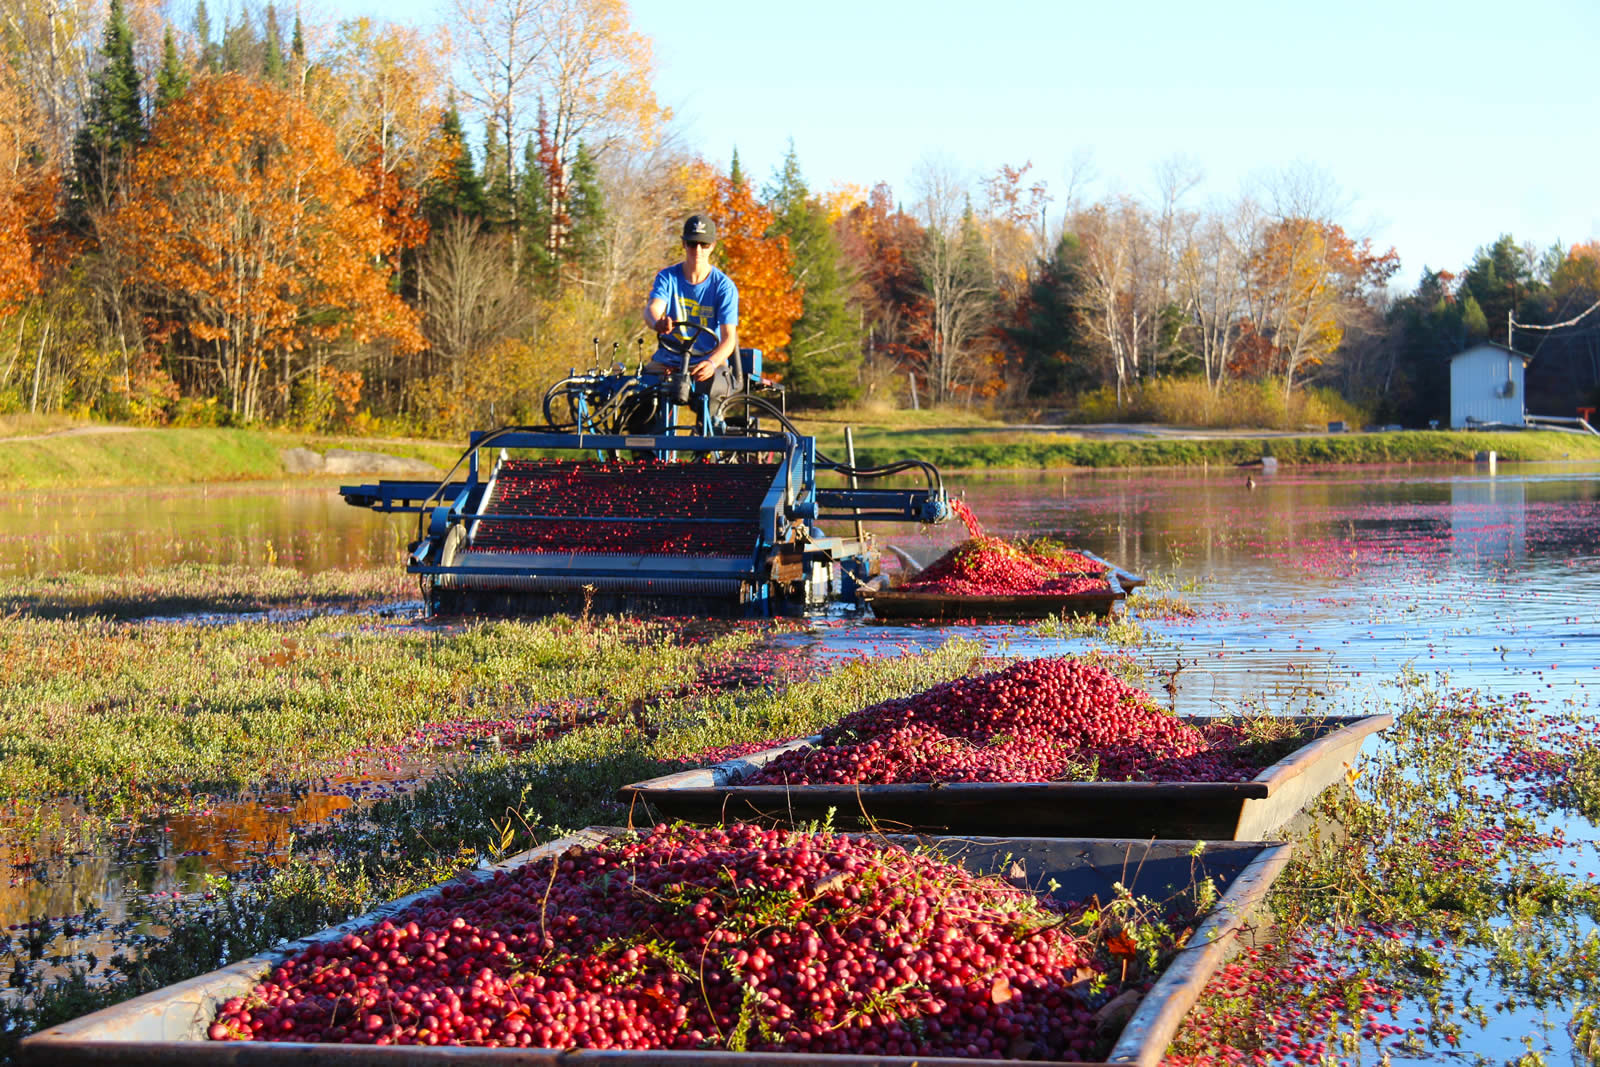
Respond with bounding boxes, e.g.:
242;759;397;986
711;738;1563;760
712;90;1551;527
0;481;414;576
1450;476;1527;564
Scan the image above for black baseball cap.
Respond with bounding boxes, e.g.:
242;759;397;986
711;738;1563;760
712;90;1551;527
682;215;717;245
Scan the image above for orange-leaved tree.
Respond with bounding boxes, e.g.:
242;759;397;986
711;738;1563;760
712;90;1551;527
1552;241;1600;305
704;171;802;368
0;60;48;316
110;73;424;422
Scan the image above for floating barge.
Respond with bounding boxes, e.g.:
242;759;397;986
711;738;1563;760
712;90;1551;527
22;828;1288;1067
863;550;1143;621
622;714;1391;840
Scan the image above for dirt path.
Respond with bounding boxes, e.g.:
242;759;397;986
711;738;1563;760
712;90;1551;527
2;424;141;443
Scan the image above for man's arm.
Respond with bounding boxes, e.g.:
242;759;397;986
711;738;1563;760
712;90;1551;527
689;324;739;381
643;296;673;334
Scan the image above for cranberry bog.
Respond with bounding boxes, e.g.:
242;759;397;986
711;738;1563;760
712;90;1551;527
22;826;1289;1066
7;464;1600;1065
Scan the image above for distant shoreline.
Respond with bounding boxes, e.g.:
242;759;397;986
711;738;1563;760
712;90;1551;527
2;423;1597;490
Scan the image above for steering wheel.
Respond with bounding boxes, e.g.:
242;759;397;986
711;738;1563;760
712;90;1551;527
656;320;718;360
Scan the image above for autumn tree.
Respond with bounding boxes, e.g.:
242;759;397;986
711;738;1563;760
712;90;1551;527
764;142;861;408
905;160;999;404
527;0;663;260
2;0;100;168
702;164;801;365
837;182;927;402
1070;196;1158;407
0;62;44;317
418;213;531;392
980;161;1050;300
1551;242;1600;308
1242;217;1396;397
319;18;450;184
1177;198;1256;393
109;73;423;421
580;133;700;321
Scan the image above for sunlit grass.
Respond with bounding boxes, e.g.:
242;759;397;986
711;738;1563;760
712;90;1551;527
0;603;761;809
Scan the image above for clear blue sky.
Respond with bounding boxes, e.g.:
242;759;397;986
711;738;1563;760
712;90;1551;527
335;0;1599;283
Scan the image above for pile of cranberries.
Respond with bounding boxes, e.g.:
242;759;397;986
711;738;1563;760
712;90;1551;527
742;657;1268;786
209;824;1115;1057
471;461;778;558
901;536;1109;597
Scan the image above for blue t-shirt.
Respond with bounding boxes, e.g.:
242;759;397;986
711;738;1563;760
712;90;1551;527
649;264;739;369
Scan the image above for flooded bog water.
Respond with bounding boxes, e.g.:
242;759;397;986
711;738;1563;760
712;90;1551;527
0;480;414;576
827;462;1600;710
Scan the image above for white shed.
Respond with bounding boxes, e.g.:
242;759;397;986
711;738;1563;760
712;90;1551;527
1449;342;1531;429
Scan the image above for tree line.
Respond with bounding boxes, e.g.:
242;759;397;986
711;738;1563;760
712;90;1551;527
2;0;1596;435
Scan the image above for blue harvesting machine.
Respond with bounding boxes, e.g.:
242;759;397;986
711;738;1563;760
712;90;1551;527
339;347;950;617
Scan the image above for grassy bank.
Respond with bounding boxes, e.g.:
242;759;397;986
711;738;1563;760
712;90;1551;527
5;417;1600;491
839;428;1600;469
0;424;462;490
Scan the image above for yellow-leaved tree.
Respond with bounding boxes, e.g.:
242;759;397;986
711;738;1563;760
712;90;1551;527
1243;218;1397;397
109;73;423;422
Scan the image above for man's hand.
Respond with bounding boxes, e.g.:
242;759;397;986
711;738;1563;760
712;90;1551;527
688;358;722;382
653;314;676;335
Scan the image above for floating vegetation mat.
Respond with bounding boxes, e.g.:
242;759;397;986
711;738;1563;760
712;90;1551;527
1166;669;1600;1064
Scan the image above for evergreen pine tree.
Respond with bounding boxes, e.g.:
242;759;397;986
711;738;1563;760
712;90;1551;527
72;0;145;224
154;26;191;110
518;137;555;288
563;142;605;282
422;104;486;223
1463;294;1489;340
481;120;514;226
290;16;306;86
262;4;285;84
1004;232;1090;398
194;0;218;72
763;142;861;407
729;148;744;189
219;14;262;75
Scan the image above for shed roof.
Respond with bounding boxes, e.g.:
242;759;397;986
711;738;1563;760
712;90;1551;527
1449;341;1532;363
